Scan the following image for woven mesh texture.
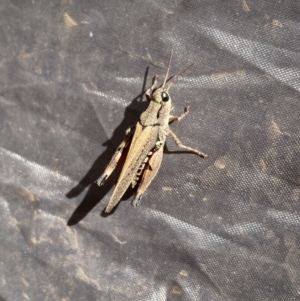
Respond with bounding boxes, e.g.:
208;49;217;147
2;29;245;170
1;1;300;300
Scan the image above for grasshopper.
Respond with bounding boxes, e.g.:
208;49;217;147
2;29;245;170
96;54;207;213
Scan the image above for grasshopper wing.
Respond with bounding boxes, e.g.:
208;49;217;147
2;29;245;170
105;123;159;213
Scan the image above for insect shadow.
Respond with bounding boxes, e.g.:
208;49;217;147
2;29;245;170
66;65;199;225
66;67;152;225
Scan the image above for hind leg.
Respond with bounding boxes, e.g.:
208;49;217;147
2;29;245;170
95;126;135;186
167;129;207;158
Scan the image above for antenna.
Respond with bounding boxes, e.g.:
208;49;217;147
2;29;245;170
162;50;173;88
166;62;194;91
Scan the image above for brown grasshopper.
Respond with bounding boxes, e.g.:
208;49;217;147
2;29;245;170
96;54;207;213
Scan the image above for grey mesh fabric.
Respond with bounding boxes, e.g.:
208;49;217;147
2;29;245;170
1;1;300;300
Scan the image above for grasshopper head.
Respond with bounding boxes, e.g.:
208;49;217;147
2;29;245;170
150;51;192;107
141;52;193;127
151;87;171;105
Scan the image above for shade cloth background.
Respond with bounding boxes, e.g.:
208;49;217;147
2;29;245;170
1;1;300;300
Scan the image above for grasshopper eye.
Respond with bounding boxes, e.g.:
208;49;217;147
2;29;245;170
161;92;169;102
